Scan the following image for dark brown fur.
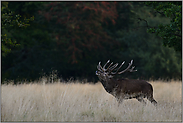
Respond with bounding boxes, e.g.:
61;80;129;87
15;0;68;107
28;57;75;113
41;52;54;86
100;78;157;105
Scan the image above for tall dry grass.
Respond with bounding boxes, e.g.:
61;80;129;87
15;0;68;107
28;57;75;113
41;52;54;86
1;80;182;122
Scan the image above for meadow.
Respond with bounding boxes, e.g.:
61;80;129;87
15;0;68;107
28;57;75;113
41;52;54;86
1;79;182;122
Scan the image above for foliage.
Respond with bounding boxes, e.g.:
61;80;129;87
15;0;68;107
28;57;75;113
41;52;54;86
2;2;56;82
1;2;182;84
145;2;182;52
40;2;118;63
115;29;181;80
1;2;34;57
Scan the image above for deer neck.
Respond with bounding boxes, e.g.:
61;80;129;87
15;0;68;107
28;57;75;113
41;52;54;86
101;78;117;93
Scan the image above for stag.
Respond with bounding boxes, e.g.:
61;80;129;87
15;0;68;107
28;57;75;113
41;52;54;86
96;60;157;105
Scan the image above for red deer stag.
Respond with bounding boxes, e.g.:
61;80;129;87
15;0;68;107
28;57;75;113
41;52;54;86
96;60;157;105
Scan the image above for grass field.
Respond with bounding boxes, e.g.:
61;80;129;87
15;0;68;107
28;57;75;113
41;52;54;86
1;80;182;122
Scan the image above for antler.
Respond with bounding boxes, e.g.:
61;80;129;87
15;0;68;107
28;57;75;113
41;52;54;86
97;60;137;75
110;61;125;74
115;60;137;74
103;60;110;69
97;60;115;72
97;62;103;71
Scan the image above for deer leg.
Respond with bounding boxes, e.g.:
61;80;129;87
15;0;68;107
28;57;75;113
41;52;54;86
117;98;123;103
136;97;146;105
147;97;157;106
146;93;157;105
116;98;123;106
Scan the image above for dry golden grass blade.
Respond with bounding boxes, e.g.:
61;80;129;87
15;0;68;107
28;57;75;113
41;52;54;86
1;80;182;122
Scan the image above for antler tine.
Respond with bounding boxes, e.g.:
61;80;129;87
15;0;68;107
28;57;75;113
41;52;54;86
97;62;104;71
97;64;101;71
111;61;125;74
103;60;110;70
108;63;119;72
129;66;137;72
118;60;136;74
106;62;114;71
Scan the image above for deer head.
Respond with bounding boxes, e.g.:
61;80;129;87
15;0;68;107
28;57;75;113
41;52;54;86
96;60;137;81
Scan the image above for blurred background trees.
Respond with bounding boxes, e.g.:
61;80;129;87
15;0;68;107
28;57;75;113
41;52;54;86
145;2;182;52
1;1;182;84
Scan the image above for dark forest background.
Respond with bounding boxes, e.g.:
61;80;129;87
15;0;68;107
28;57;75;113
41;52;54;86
1;2;182;84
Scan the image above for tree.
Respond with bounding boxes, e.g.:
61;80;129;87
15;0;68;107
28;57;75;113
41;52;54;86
40;2;118;63
1;2;34;57
144;2;182;52
111;2;182;80
2;2;55;83
2;2;181;83
115;29;181;80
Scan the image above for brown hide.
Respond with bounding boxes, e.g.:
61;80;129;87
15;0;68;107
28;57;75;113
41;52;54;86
100;78;157;105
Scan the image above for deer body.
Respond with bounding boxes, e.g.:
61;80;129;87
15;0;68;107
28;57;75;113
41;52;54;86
96;60;157;105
